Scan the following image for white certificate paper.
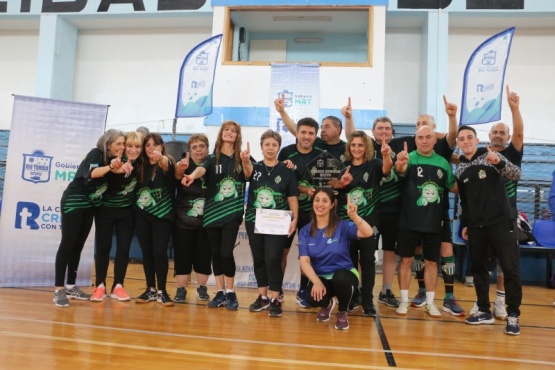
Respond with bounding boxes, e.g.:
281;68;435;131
254;208;292;235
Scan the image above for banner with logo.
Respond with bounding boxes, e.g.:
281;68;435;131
175;34;222;118
270;63;320;148
0;96;108;287
460;27;515;125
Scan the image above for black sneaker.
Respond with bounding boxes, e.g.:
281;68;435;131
378;289;400;308
363;304;377;317
249;295;270;312
207;291;227;308
174;287;187;303
348;289;361;312
157;291;174;307
465;311;495;325
504;313;520;335
269;299;282;317
136;288;157;303
197;285;210;301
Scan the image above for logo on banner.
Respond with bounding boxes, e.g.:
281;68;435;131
482;50;496;66
14;201;61;230
22;150;52;184
279;90;294;107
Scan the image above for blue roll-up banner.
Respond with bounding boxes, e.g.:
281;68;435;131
175;34;222;118
460;27;515;126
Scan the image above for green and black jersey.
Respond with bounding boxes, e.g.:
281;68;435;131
200;153;247;228
135;159;176;222
102;160;140;209
244;162;299;223
398;151;455;234
278;144;325;218
61;148;108;214
175;161;206;229
336;158;385;227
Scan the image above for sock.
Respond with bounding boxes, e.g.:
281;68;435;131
382;283;392;294
65;284;75;290
261;295;268;300
225;289;235;293
400;290;409;303
115;283;123;289
425;291;435;305
496;290;506;304
441;255;455;299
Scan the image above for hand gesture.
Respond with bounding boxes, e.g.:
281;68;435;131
282;159;295;169
240;142;251;163
443;95;457;117
346;194;358;220
176;152;189;172
310;280;326;302
396;142;409;166
339;166;353;188
110;156;123;170
506;85;520;110
381;135;391;157
151;150;163;162
340;97;352;119
181;174;194;187
274;93;285;113
485;145;500;165
121;161;134;177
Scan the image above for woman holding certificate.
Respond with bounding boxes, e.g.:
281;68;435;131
298;187;373;330
243;130;299;318
334;130;392;317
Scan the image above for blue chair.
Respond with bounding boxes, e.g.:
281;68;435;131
528;220;555;288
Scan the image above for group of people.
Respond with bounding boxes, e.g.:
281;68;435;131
52;86;527;334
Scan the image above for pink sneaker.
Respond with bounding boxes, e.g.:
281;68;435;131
110;286;131;301
90;286;106;302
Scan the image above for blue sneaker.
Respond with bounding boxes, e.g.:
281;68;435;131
296;289;310;308
504;313;520;336
411;291;426;308
465;311;495;325
207;291;227;308
442;297;466;316
226;291;239;311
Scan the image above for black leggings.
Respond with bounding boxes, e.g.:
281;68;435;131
173;227;211;276
55;208;94;287
206;217;242;277
305;269;359;312
94;207;134;289
245;221;287;292
135;209;172;291
349;234;378;307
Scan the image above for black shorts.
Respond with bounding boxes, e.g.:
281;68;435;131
378;212;399;252
396;227;442;263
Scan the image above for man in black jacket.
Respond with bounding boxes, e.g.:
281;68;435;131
456;125;522;335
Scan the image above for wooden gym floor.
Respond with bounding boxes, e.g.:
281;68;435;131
0;261;554;370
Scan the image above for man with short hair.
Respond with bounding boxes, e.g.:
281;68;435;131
393;125;457;317
456;125;522;335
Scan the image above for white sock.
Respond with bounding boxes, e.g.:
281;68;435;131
65;284;75;290
400;290;409;303
225;289;235;293
426;292;435;305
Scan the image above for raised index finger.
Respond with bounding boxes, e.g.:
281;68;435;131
443;95;448;105
247;142;250;152
347;193;351;205
344;165;351;175
404;141;408;152
347;96;351;108
486;144;492;152
506;85;510;95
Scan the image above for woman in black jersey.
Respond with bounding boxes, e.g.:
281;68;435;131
91;131;142;302
244;130;299;317
134;133;176;306
182;121;248;311
173;134;212;303
53;129;125;308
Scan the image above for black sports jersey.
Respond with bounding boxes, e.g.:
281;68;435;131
399;151;455;233
61;148;108;214
135;159;176;222
101;161;140;208
314;137;347;163
336;159;385;227
200;153;247;228
175;161;206;229
278;144;325;217
374;136;416;213
244;162;299;223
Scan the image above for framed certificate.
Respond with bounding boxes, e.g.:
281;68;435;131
254;208;292;235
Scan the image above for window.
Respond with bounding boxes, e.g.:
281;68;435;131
223;7;374;66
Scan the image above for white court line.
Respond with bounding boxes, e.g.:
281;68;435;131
1;316;554;367
0;331;391;370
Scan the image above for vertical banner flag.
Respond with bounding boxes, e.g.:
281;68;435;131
460;27;515;125
0;96;108;287
175;34;222;118
270;63;320;148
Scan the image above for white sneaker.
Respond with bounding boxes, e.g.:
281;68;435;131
464;276;474;287
469;301;479;316
425;303;442;317
396;301;410;315
493;301;507;320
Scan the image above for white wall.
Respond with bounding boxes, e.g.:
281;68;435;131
0;31;39;130
73;27;212;134
447;28;555;143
